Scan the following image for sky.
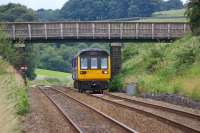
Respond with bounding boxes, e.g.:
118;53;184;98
0;0;187;10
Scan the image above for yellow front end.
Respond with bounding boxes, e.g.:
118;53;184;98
77;56;111;81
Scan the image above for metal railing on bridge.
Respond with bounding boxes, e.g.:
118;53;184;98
0;21;190;42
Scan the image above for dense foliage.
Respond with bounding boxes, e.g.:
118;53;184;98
0;29;37;79
0;1;184;22
0;30;16;64
37;0;183;21
0;3;37;22
59;0;183;20
186;0;200;35
37;9;61;21
160;0;183;11
114;35;200;101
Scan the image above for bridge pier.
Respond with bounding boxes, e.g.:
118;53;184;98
110;43;122;79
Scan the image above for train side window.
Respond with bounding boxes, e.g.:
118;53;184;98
101;58;108;69
91;57;98;69
81;58;88;69
72;58;76;68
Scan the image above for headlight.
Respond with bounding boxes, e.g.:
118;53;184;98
102;70;108;74
80;71;87;74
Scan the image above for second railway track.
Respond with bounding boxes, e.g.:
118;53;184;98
100;92;200;133
57;86;200;133
39;86;137;133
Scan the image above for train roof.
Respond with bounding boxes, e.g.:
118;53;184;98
74;48;109;57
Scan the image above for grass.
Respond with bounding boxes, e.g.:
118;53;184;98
135;18;188;22
33;69;73;86
0;59;28;133
36;69;71;79
115;34;200;101
135;9;188;22
152;9;186;17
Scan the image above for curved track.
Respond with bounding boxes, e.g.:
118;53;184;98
39;86;137;133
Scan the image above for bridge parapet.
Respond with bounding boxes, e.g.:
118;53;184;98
0;22;190;42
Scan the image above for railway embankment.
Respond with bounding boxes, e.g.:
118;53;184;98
111;34;200;106
0;59;28;133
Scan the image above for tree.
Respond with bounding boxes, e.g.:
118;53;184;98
0;3;38;22
60;0;168;21
186;0;200;35
37;9;61;21
0;27;16;64
160;0;183;11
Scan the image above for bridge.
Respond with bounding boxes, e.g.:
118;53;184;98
0;21;191;77
1;21;190;43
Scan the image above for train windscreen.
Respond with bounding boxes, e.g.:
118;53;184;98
101;58;108;69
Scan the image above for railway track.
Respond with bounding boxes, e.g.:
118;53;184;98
95;93;200;133
104;92;200;121
59;86;200;133
39;86;137;133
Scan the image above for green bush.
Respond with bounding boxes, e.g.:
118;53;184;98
174;46;196;74
191;88;200;101
145;46;165;73
108;76;123;92
123;45;139;62
156;65;177;81
138;76;176;94
16;88;29;115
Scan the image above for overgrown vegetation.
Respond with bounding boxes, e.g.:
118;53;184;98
112;35;200;101
108;75;123;92
0;26;38;80
0;59;28;132
0;27;29;132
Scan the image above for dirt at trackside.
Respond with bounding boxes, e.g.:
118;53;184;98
22;87;76;133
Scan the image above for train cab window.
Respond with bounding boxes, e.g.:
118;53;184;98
81;58;88;69
91;57;98;69
101;58;108;69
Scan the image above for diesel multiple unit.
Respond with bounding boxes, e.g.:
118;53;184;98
72;48;111;92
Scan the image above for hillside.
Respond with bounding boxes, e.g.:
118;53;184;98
0;59;28;132
152;9;185;17
136;9;188;22
116;35;200;101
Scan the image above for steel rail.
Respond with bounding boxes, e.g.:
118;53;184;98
61;87;200;133
104;92;200;121
50;87;138;133
38;86;83;133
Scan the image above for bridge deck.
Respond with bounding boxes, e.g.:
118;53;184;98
0;22;190;42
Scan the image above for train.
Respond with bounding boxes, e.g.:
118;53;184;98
72;48;111;93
